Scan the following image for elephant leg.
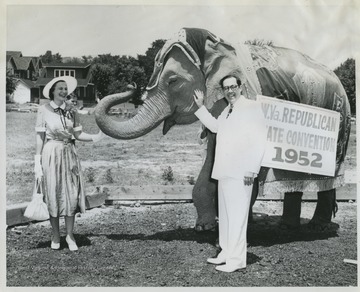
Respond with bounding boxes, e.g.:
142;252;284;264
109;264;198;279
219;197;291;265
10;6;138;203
193;132;218;232
281;192;303;228
308;188;337;229
248;177;259;223
193;178;217;232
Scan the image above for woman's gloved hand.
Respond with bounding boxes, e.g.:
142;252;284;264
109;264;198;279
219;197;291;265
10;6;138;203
34;155;43;179
92;130;106;143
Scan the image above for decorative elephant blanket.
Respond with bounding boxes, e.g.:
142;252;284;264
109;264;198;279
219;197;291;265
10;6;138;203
150;27;351;196
247;44;351;195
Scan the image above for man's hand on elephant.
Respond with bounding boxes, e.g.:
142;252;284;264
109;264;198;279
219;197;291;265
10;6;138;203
193;89;204;108
243;172;255;186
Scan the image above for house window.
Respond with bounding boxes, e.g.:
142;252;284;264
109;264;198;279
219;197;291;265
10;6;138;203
54;69;75;78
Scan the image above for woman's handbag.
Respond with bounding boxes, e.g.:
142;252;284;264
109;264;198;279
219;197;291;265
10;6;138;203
24;178;49;221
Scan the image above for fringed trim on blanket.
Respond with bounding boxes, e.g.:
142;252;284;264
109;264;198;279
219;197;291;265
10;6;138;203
258;175;345;197
233;42;263;100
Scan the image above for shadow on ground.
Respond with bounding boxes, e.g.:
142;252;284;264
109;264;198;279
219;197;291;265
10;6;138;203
247;213;339;247
35;212;339;250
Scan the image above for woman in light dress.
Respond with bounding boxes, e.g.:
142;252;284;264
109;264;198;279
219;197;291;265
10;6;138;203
34;76;103;251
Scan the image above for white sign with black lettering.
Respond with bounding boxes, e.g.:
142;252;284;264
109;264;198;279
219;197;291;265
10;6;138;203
259;95;340;176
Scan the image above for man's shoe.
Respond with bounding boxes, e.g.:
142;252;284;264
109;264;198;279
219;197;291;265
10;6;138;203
207;257;226;265
215;264;245;273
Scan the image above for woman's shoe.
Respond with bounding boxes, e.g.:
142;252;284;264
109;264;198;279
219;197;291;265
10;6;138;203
51;241;60;250
66;235;78;251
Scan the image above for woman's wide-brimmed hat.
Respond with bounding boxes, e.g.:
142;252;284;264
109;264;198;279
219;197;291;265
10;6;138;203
43;76;78;99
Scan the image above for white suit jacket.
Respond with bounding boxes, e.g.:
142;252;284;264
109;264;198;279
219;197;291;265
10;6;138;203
195;95;267;180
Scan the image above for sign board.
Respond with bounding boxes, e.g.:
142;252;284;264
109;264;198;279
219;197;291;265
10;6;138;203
259;95;340;176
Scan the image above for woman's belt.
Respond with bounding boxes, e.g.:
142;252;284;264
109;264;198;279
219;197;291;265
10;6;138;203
47;139;75;145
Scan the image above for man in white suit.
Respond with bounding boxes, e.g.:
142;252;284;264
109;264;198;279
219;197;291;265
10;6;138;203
193;75;267;272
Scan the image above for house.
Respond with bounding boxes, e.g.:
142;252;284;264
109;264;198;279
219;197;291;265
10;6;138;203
6;51;42;80
6;55;16;76
12;57;36;80
10;79;35;104
6;51;96;105
7;51;22;58
34;62;96;105
29;57;44;78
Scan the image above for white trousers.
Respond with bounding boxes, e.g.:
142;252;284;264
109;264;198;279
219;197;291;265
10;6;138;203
217;177;253;268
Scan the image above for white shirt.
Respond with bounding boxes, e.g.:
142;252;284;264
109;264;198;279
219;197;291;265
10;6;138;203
195;95;267;180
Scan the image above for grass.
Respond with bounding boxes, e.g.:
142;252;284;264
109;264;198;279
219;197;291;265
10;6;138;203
6;112;204;205
6;111;357;206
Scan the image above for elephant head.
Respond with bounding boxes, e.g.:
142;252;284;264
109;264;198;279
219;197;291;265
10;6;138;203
95;28;259;138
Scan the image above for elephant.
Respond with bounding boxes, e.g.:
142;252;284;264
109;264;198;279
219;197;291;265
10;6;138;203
95;28;351;232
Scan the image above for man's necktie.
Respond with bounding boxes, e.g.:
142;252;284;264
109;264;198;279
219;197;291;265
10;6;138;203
226;104;234;119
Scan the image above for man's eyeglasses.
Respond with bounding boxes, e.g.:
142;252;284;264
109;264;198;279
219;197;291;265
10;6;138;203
223;85;239;92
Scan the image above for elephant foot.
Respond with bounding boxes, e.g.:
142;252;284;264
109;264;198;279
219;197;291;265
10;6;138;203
278;218;301;230
194;218;218;232
281;191;303;228
310;189;337;224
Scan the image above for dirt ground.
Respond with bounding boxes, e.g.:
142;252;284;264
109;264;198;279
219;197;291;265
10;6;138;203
5;113;358;287
6;200;357;287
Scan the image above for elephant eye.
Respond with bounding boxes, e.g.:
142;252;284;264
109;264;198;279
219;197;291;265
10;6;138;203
168;76;178;86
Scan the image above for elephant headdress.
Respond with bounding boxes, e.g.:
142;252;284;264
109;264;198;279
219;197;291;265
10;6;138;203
146;27;263;109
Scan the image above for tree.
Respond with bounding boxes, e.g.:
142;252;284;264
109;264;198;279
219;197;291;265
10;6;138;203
334;58;356;115
6;76;17;94
90;40;166;104
138;39;166;81
6;69;18;102
63;57;84;64
91;54;146;104
93;53;120;66
90;63;113;97
111;55;147;105
82;55;94;63
40;50;62;64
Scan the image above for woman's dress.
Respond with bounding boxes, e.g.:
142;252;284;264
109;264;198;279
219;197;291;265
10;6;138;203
35;101;86;217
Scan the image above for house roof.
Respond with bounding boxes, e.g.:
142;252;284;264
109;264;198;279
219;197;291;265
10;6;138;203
30;57;42;64
34;77;92;87
44;62;91;69
13;57;35;70
7;51;22;58
17;78;35;88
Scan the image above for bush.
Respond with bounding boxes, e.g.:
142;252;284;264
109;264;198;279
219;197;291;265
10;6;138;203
105;168;114;183
187;175;196;185
85;167;96;183
161;166;174;184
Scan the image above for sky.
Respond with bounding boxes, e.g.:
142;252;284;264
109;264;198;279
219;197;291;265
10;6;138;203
5;1;359;70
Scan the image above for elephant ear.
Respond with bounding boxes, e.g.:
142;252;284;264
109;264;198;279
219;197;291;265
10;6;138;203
203;39;262;109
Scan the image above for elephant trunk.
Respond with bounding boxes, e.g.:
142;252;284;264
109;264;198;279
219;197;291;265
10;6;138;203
95;86;171;140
